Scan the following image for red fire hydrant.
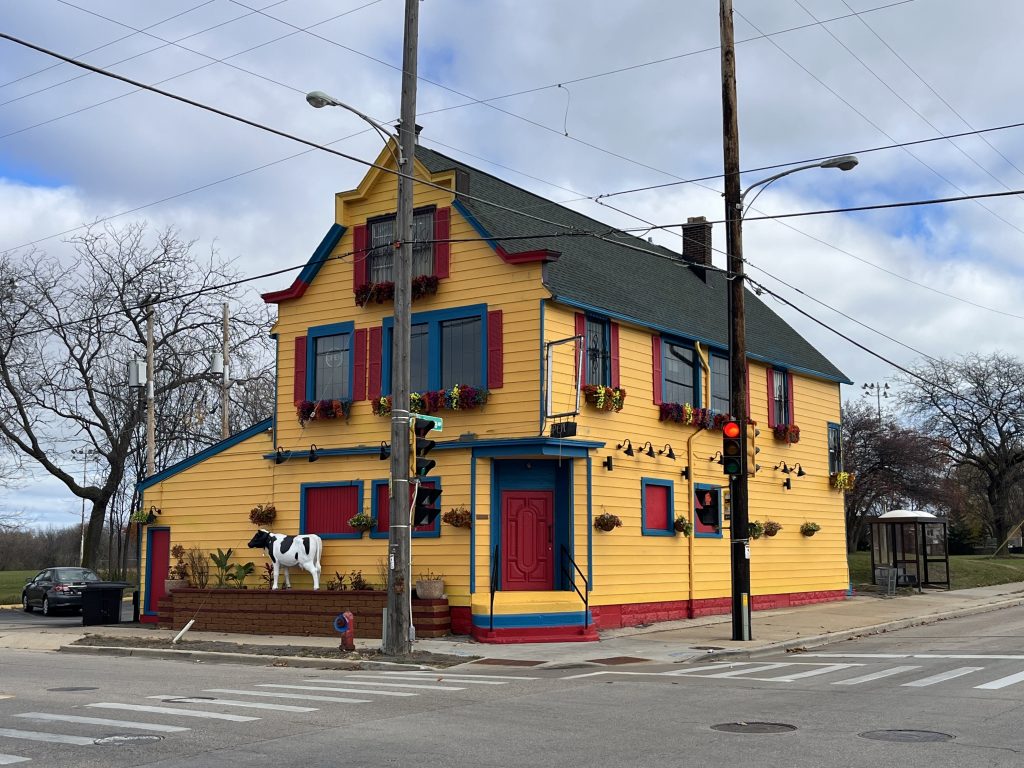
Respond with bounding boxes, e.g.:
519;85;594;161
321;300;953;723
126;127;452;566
334;611;356;652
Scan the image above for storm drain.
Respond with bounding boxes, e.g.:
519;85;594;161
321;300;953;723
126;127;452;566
94;735;164;745
47;687;98;692
712;722;797;735
860;730;954;744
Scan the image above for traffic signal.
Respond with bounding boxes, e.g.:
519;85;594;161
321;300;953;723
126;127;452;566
412;482;443;527
747;424;761;474
722;419;745;476
410;418;437;477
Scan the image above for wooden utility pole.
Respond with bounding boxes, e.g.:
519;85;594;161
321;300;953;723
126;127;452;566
720;0;752;641
221;302;230;439
145;302;156;478
384;0;420;656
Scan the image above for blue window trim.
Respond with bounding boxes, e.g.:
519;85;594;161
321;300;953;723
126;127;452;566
300;481;364;540
660;336;702;408
694;482;723;539
641;477;675;536
381;304;488;395
709;350;730;412
306;321;355;402
369;477;442;539
827;421;843;474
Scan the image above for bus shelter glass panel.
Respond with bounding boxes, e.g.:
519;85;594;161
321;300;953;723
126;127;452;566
894;524;919;587
923;522;950;587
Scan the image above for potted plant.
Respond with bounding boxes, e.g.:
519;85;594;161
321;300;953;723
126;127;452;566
249;503;277;527
763;520;782;537
830;471;855;491
800;521;821;537
442;506;472;529
673;516;692;536
773;423;801;444
165;544;190;593
415;570;445;600
594;512;622;532
348;513;375;533
748;520;765;540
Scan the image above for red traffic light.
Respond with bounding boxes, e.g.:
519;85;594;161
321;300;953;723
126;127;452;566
723;420;742;439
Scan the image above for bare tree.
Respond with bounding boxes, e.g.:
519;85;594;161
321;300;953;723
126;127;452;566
0;223;274;568
897;353;1024;555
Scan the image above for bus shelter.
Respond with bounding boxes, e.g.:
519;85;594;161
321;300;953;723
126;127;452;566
870;510;950;592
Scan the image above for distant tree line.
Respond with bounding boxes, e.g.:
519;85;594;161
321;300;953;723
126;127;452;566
0;522;136;574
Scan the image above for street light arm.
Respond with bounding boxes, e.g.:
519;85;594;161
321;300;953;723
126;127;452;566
305;91;403;165
738;155;859;210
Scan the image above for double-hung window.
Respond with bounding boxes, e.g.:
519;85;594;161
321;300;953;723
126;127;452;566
367;208;436;282
308;322;354;401
383;305;487;393
770;368;791;426
710;353;730;413
828;423;843;474
585;317;611;386
663;340;697;405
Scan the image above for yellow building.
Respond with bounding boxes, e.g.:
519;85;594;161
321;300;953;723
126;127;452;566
139;141;851;642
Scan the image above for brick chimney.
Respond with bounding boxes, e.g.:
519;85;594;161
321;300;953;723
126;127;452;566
682;216;712;281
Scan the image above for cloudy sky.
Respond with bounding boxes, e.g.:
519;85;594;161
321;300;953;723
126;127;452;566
3;0;1024;526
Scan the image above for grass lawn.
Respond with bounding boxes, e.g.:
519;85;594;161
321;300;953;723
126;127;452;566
849;551;1024;590
0;570;37;605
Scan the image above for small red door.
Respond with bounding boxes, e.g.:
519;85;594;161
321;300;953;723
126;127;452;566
501;490;554;591
146;528;170;614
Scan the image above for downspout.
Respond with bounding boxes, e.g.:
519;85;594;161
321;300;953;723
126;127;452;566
687;343;713;618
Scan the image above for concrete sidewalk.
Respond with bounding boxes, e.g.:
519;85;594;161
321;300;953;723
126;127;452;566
3;582;1024;668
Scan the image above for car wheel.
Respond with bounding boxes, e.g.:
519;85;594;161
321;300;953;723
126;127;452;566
42;597;51;616
22;593;32;613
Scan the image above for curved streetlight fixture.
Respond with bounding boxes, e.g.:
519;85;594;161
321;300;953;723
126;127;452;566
305;90;403;166
739;155;859;219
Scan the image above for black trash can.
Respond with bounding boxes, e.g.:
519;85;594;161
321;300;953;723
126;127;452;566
82;581;131;626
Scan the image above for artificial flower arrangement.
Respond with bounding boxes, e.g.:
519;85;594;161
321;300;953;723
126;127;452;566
296;399;353;426
582;385;627;412
830;471;855;491
773;423;801;444
354;275;440;307
371;385;489;416
658;403;734;430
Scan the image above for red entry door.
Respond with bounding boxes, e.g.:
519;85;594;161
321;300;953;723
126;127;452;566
146;528;170;614
501;491;554;591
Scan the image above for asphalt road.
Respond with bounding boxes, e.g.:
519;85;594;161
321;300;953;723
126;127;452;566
0;605;1022;767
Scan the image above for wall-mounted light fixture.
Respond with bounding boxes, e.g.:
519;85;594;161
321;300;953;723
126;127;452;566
640;441;656;458
379;441;391;460
617;438;634;457
774;461;791;474
793;463;807;477
783;477;792;490
603;456;614;471
681;465;690;480
309;444;319;462
708;450;723;464
658;443;677;460
275;448;287;465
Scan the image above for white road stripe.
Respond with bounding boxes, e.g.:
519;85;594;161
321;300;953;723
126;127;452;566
832;666;922;685
698;663;795;678
0;728;95;746
302;678;464;691
805;652;1024;660
974;670;1024;690
86;703;258;722
758;663;862;682
258;684;415;698
380;671;538;681
0;755;30;765
205;689;371;704
902;667;985;687
148;696;316;713
343;674;505;686
799;653;910;659
16;713;189;733
670;662;761;676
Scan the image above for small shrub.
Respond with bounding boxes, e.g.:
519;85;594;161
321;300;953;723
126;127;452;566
348;570;371;590
169;545;189;581
376;557;389;590
259;562;274;588
226;562;255;589
209;548;234;588
184;546;209;588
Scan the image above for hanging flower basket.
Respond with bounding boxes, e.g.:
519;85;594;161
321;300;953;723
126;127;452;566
582;385;627;412
594;513;622;532
347;513;375;532
773;423;801;444
748;520;765;540
763;520;782;537
658;403;735;431
249;503;277;527
297;399;352;426
371;385;489;417
442;506;472;529
354;275;440;307
673;516;692;536
800;521;821;537
830;471;855;491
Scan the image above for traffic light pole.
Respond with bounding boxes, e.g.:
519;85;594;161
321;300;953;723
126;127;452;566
720;0;752;641
384;0;419;656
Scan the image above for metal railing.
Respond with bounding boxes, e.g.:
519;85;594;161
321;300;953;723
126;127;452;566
489;545;499;632
561;545;590;630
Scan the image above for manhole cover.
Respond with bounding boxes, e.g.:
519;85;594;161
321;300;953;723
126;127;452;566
860;730;954;743
47;687;98;692
712;722;797;734
94;735;164;745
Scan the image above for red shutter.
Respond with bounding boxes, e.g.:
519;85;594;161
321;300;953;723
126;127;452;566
352;328;367;401
434;207;450;278
353;224;368;290
651;336;662;405
786;371;795;425
293;336;307;404
304;486;359;536
766;366;777;428
575;313;586;386
610;323;620;389
368;326;382;399
487;309;503;389
375;483;390;534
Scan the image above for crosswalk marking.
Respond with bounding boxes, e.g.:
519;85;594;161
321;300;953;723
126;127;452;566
0;755;30;765
350;675;506;685
380;672;538;681
302;678;465;692
148;696;316;713
86;703;258;722
205;689;371;704
804;652;1024;661
15;713;189;733
257;684;415;698
0;728;96;746
670;662;758;676
699;663;794;679
974;670;1024;690
759;663;862;682
902;667;985;687
832;666;922;685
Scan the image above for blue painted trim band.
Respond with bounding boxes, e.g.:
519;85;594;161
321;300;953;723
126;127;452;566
266;436;604;462
470;610;593;629
139;419;272;491
299;223;346;285
586;456;593;588
452;198;501;253
469;456;477;594
550;296;852;385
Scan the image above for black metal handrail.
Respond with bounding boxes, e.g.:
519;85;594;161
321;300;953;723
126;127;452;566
489;545;499;632
561;545;590;630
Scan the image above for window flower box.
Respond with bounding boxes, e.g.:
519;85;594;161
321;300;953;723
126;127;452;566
297;399;352;427
371;385;489;417
659;403;734;430
354;275;440;308
830;471;855;491
582;385;626;412
773;423;801;444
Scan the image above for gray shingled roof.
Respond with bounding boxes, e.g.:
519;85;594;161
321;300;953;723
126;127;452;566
416;145;849;383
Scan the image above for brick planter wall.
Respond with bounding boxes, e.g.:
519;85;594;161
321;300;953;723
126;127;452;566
157;588;450;638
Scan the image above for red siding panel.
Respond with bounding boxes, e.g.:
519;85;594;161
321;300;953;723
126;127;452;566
643;484;670;531
574;313;586;386
610;323;620;389
352;328;367;401
375;482;390;534
293;336;307;404
434;207;451;278
368;326;383;399
305;485;359;536
766;367;777;428
352;224;368;290
651;336;662;405
487;309;503;389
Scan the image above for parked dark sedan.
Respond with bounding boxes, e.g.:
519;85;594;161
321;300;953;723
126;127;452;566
22;567;101;615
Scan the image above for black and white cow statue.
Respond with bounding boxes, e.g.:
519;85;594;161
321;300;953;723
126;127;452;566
247;529;322;590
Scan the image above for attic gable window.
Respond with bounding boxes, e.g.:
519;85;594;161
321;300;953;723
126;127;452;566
367;208;436;281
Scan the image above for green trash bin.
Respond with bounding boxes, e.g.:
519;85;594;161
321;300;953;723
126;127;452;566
82;582;130;626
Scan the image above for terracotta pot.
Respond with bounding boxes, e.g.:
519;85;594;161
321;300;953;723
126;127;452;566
416;579;444;600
